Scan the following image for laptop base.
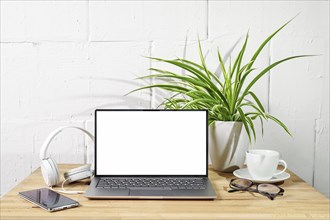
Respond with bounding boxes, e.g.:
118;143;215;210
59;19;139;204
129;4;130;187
85;177;217;199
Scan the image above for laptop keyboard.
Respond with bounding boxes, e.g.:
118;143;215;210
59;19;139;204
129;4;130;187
96;177;206;190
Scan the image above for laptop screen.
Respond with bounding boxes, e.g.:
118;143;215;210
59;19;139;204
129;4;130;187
95;110;208;176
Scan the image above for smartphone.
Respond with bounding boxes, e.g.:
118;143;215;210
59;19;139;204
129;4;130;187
19;188;79;212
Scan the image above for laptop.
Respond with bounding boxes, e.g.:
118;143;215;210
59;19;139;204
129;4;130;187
85;109;217;199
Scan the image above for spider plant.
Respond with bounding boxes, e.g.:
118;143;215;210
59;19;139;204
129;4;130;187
128;19;311;142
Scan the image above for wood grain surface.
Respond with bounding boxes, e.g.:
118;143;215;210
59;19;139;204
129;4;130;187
1;164;329;220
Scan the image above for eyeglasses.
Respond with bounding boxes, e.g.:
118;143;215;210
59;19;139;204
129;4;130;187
228;178;285;200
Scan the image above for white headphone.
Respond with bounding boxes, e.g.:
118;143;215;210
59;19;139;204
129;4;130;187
40;126;94;193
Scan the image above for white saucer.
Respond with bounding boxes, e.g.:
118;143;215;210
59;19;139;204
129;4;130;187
233;168;290;183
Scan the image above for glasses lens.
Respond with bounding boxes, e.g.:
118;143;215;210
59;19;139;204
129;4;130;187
231;179;252;189
258;184;281;194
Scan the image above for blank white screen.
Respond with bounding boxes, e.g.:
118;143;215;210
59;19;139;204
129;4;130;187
96;111;207;175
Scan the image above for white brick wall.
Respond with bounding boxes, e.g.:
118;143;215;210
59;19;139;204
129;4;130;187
1;1;88;42
1;1;329;198
89;1;207;41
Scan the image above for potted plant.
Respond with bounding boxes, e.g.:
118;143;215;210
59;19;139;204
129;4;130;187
128;19;310;172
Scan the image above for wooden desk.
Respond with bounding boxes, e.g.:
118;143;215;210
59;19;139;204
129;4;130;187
1;164;329;220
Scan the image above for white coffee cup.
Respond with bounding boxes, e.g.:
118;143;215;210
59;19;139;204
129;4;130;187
246;149;287;180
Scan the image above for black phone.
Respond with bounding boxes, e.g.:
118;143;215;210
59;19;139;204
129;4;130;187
19;188;79;212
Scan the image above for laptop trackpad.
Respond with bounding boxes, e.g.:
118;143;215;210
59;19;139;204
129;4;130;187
129;189;173;196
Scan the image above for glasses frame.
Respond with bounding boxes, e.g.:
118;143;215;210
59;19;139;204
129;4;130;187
228;178;285;200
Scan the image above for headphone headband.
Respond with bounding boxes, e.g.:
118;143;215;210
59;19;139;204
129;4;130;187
39;126;94;161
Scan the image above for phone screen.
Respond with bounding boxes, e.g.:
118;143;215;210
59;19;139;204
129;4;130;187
19;188;79;211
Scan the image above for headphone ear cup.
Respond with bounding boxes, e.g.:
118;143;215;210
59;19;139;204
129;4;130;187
64;164;92;183
49;158;60;185
41;158;60;186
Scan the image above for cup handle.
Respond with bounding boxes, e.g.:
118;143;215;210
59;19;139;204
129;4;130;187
274;160;287;176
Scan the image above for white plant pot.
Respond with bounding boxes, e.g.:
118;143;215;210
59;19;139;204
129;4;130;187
209;121;248;172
